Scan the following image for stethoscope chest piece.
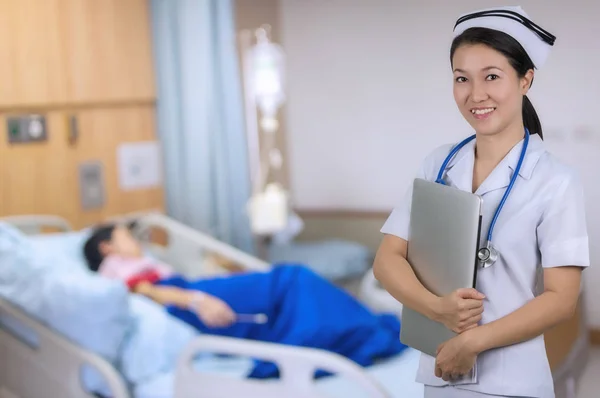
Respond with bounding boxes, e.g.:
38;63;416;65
478;241;498;268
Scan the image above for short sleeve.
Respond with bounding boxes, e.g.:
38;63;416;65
537;172;590;269
380;164;427;240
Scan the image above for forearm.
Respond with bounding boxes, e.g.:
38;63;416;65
134;282;197;309
374;250;441;321
469;290;576;354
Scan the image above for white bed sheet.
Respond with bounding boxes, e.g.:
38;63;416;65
133;356;253;398
133;348;423;398
316;348;423;398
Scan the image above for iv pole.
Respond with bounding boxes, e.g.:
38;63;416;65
239;28;261;198
239;25;289;259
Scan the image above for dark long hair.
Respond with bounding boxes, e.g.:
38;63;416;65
450;27;543;139
83;224;115;272
82;220;138;272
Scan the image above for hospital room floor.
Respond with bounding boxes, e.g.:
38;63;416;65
577;347;600;398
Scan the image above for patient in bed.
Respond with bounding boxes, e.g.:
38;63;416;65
83;222;407;378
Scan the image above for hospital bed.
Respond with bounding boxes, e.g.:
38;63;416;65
0;212;590;398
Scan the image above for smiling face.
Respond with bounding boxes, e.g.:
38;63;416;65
451;43;533;137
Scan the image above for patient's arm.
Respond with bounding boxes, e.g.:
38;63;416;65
134;282;236;328
373;234;484;334
133;282;196;307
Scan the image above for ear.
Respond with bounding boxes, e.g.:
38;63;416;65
98;241;112;256
520;69;534;95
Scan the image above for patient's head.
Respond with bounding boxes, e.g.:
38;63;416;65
83;222;142;272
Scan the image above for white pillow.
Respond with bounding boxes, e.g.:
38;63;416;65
28;230;92;273
0;222;131;394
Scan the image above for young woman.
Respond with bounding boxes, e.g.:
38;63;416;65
373;6;589;398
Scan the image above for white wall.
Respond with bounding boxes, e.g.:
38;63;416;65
280;0;600;326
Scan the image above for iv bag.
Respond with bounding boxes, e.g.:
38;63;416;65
250;40;286;118
247;183;289;235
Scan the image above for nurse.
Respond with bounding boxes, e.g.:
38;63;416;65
373;5;590;398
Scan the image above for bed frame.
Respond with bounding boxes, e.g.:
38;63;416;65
0;212;590;398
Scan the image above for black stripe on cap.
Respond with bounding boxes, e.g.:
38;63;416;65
454;10;556;46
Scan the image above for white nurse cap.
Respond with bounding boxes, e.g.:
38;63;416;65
453;6;556;69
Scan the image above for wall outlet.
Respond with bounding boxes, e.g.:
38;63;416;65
572;126;596;142
6;114;48;144
79;161;106;210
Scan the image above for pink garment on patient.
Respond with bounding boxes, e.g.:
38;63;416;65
98;254;175;282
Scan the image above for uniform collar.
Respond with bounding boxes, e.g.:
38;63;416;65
445;133;545;195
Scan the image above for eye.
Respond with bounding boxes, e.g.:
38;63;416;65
455;76;467;83
486;74;500;81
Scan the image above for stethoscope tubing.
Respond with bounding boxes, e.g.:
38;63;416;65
435;129;530;266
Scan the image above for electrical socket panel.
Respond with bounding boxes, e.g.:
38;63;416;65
78;161;106;210
572;126;596;142
6;114;48;144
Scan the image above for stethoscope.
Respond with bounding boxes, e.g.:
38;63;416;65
434;129;530;268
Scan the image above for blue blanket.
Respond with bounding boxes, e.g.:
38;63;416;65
157;264;407;378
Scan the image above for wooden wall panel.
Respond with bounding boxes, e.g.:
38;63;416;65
0;0;68;107
0;0;162;228
0;106;163;229
69;106;164;228
60;0;156;103
591;329;600;346
0;0;155;109
0;112;73;220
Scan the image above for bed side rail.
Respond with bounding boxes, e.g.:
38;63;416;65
0;298;130;398
174;335;391;398
133;213;270;276
0;215;72;234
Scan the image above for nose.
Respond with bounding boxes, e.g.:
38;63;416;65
470;81;489;103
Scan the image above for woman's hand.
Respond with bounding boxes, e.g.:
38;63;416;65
434;288;485;333
435;331;479;381
190;293;236;328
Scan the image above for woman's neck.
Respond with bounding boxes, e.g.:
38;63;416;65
474;123;525;167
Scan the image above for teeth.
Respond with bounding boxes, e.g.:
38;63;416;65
471;108;495;115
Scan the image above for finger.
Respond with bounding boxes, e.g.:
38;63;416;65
456;288;486;300
435;366;442;378
436;343;445;355
223;310;235;321
460;314;483;329
459;312;483;326
442;372;450;381
461;299;485;311
466;305;485;317
220;311;236;324
458;308;482;323
460;323;479;332
223;306;236;319
209;312;230;327
469;313;483;325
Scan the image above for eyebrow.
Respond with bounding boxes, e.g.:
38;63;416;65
453;66;504;73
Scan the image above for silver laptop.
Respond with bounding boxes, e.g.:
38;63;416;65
400;178;483;357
